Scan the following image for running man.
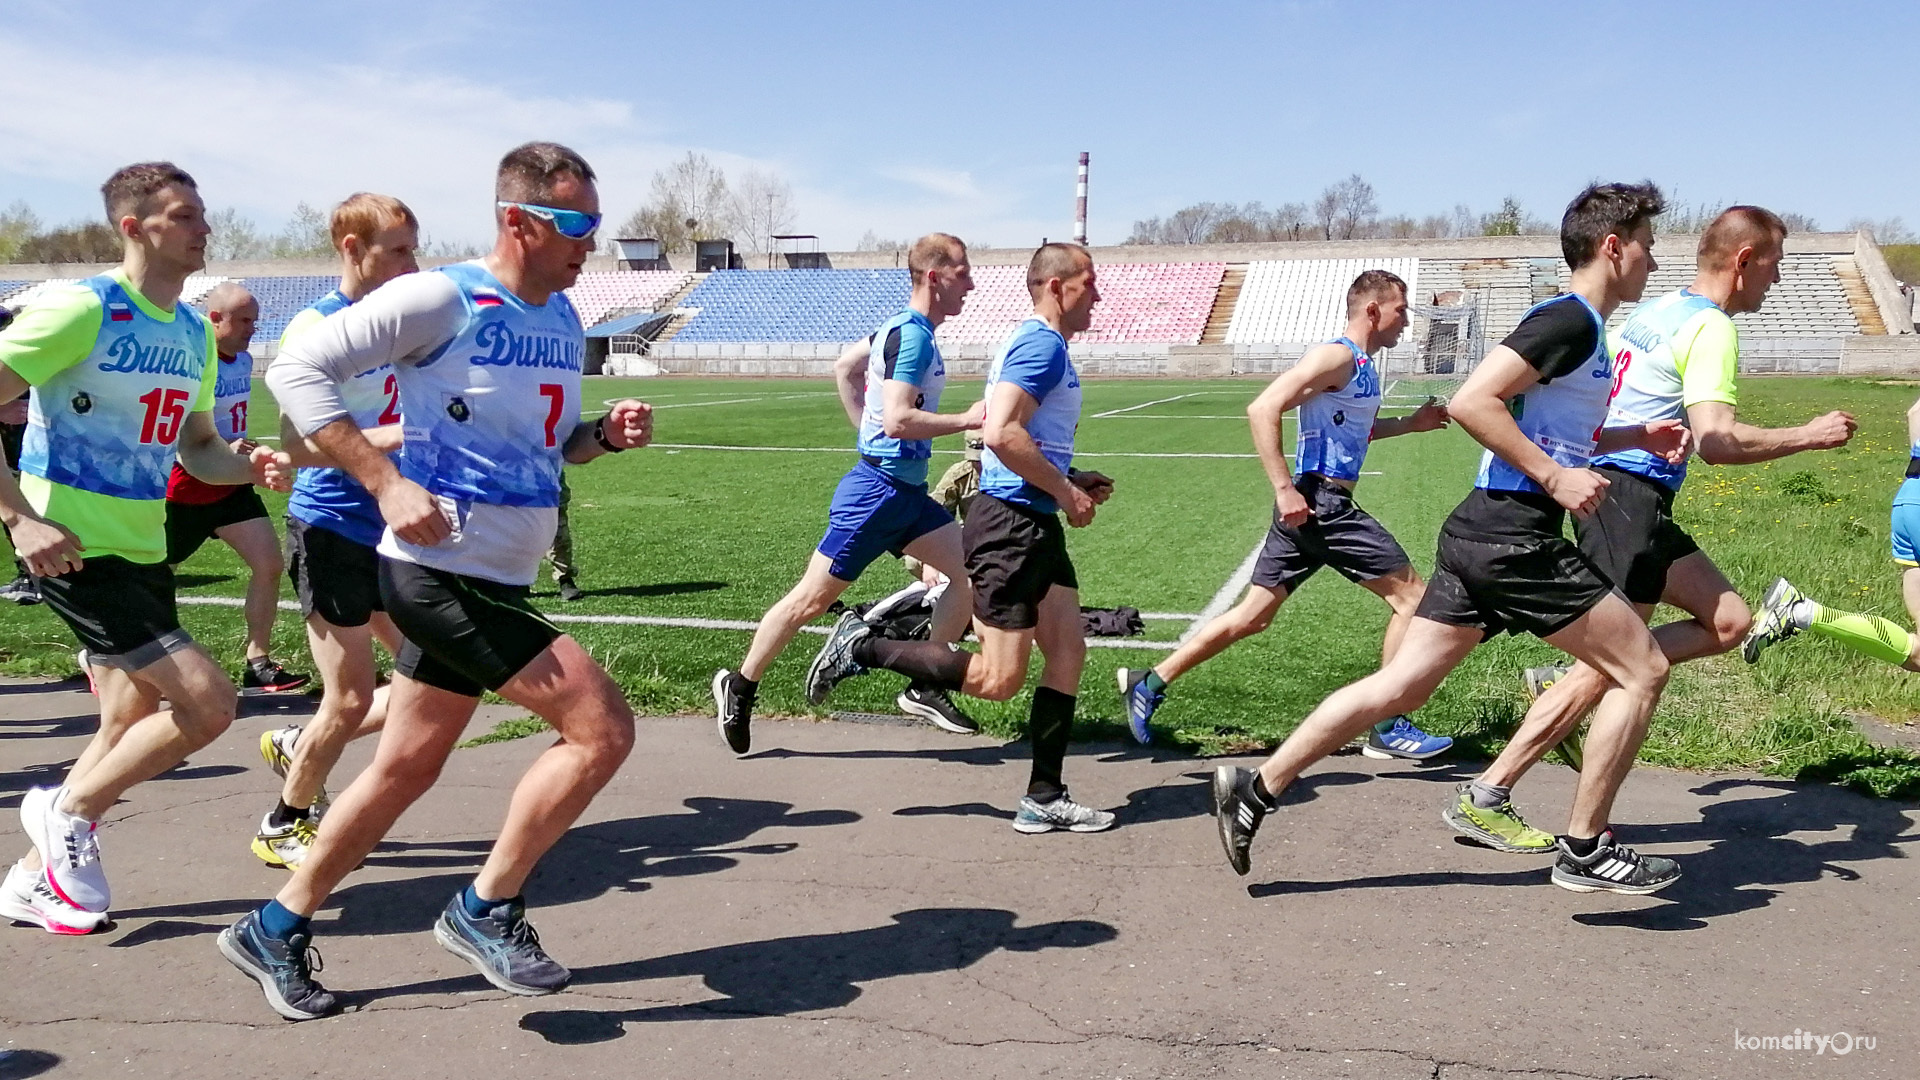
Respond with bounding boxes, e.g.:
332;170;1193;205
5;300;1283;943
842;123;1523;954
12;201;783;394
221;142;652;1019
1211;183;1698;894
1741;392;1920;671
807;242;1119;835
252;192;419;869
0;162;289;935
1445;206;1856;853
713;232;985;752
163;281;310;695
1116;270;1454;756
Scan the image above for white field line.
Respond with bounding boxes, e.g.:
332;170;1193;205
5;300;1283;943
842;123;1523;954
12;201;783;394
175;596;1184;648
1180;537;1266;644
1090;393;1205;419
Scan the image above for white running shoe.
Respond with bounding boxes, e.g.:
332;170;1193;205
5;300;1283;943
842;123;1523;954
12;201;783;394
0;860;107;935
19;786;108;914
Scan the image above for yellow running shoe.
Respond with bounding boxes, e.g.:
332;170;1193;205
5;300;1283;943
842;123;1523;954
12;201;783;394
259;726;329;820
1522;665;1584;772
252;814;319;870
1441;782;1555;853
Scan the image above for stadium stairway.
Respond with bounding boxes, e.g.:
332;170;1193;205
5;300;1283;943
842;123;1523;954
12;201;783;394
1200;266;1244;345
1833;257;1889;335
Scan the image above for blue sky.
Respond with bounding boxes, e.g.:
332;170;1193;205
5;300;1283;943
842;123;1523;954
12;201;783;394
2;0;1914;250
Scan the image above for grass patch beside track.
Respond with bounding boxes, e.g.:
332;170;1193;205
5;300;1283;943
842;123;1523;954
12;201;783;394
4;375;1917;796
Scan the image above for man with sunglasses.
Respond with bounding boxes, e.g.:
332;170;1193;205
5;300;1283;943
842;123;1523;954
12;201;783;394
223;142;653;1020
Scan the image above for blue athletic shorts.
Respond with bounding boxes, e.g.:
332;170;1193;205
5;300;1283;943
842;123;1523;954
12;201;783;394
1892;499;1920;566
817;460;955;581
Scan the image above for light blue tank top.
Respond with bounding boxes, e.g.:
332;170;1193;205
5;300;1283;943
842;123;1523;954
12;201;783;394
1294;337;1380;483
1476;293;1616;494
1590;289;1723;490
979;318;1081;514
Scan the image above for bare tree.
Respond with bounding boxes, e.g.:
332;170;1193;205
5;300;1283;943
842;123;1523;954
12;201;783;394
617;152;737;250
1847;216;1915;244
1779;211;1820;233
16;222;120;264
273;202;333;258
1270;201;1311;241
1167;202;1221;244
205;207;272;261
729;169;798;256
856;230;907;252
1321;174;1378;240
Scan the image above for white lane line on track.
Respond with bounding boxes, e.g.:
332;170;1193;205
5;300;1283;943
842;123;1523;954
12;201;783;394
1180;537;1266;644
176;596;1181;649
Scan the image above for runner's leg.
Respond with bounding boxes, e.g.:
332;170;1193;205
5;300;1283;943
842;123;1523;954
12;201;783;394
215;516;285;663
1541;594;1672;837
740;552;853;681
1154;585;1287;683
901;522;972;644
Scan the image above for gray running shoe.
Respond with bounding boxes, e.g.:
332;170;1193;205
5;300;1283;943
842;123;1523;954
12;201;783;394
219;909;337;1021
1742;577;1808;664
804;611;872;705
433;893;570;995
1012;794;1115;834
1550;830;1681;895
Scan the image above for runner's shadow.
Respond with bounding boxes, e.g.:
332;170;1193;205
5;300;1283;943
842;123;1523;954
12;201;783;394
1572;778;1920;932
0;714;95;741
1248;867;1543;897
746;742;1028;767
172;573;235;588
0;759;241;809
0;1049;61;1079
111;797;860;946
510;907;1119;1044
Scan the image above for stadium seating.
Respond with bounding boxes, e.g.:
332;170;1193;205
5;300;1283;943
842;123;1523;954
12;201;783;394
1602;254;1862;337
1225;258;1421;345
937;263;1224;347
236;276;340;341
0;281;33;305
670;269;911;343
565;270;692;328
181;274;235;305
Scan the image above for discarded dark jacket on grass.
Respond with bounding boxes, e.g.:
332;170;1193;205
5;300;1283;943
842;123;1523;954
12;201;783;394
1079;606;1144;637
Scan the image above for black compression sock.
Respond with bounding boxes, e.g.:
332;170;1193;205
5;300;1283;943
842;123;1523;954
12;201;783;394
268;799;310;828
1026;687;1075;800
1250;773;1277;808
851;638;971;691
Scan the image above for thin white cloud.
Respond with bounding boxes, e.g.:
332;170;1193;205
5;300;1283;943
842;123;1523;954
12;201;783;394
880;166;984;202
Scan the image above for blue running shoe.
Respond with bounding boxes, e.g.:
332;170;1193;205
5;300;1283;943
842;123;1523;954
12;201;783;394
1115;667;1164;745
1361;716;1453;760
433;893;570;996
218;909;337;1021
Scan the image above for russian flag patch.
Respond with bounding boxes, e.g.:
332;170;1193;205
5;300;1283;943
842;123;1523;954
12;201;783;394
108;303;133;322
473;290;503;308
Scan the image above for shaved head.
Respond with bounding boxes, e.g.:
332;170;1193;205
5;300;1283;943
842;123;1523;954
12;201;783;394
1698;205;1787;271
201;281;255;315
1026;242;1091;297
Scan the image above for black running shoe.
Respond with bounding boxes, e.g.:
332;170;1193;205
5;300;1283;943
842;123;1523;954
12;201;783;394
433;893;570;995
556;577;584;602
712;669;755;754
218;909;337;1021
804;611;872;705
1550;830;1681;894
0;574;41;606
1211;766;1270;876
897;685;978;733
243;659;312;696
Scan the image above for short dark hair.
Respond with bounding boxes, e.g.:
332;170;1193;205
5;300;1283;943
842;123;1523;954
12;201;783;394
1698;205;1787;270
1560;181;1666;270
1345;269;1407;317
1025;242;1090;297
907;233;966;279
495;142;596;203
101;162;196;224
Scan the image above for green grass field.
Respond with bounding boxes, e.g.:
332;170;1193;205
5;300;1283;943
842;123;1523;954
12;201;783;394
4;374;1919;797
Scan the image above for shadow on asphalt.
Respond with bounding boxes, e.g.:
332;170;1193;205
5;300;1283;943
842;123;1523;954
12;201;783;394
0;1049;60;1079
508;907;1119;1044
1242;777;1920;928
1574;777;1920;932
106;797;859;946
0;758;244;810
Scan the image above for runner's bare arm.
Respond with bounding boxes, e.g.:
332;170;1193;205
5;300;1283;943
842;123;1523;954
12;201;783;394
276;413;403;468
833;338;870;429
563;399;652;463
1686;401;1854;464
981;380;1093;526
178;411;291;490
1449;345;1608;516
1247;341;1353;524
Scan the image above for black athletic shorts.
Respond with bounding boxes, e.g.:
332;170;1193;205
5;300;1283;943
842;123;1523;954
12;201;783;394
1575;466;1701;605
165;486;269;565
287;516;383;627
963;492;1078;631
1250;473;1412;594
38;556;195;669
378;556;560;698
1415;496;1617;640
